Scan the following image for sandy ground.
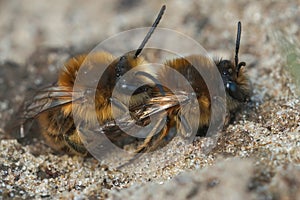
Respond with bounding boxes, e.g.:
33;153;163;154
0;0;300;199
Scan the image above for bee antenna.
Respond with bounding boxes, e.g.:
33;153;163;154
134;5;166;58
235;21;246;74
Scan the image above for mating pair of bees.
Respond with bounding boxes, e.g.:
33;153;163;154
7;5;251;160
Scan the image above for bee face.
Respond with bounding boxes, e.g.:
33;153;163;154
213;21;251;113
216;59;251;109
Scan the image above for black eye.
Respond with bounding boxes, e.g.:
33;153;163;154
226;81;237;93
226;81;246;102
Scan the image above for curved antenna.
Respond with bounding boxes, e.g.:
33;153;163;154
134;5;166;58
235;21;246;75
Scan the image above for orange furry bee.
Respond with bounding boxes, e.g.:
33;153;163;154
6;5;171;155
126;21;252;158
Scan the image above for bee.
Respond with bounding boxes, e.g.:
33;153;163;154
6;5;170;155
124;21;252;161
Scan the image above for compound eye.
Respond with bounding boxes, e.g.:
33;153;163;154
226;81;246;102
226;81;237;93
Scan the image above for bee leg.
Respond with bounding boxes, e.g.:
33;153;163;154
41;130;66;153
147;111;192;151
134;114;168;154
177;114;192;138
117;115;166;169
141;121;171;152
225;112;236;126
63;131;88;155
148;113;194;151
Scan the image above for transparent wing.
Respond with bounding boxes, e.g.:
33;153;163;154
5;85;85;139
135;93;190;120
90;93;190;134
22;85;74;119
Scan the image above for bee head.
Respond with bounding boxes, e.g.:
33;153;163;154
115;53;145;79
114;5;166;96
217;22;250;103
114;54;164;97
114;52;148;94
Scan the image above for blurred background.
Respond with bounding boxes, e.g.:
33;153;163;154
0;0;299;63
